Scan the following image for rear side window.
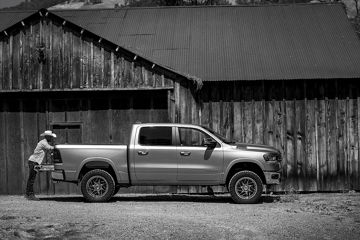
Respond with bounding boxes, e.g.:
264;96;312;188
139;127;173;146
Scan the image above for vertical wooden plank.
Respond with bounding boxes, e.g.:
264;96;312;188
69;30;74;88
48;21;53;89
0;100;7;193
19;101;26;194
73;33;81;88
52;22;60;89
110;52;115;88
211;83;220;133
19;30;24;90
103;49;111;88
41;20;50;89
38;21;43;89
294;80;306;192
317;98;327;191
295;99;306;191
348;97;358;190
242;83;253;144
233;84;243;142
2;38;10;89
0;40;3;89
222;86;232;140
83;40;91;88
254;100;264;145
285;99;296;190
92;45;101;88
81;99;91;144
6;99;22;194
305;99;317;191
23;26;31;89
100;47;105;88
8;35;13;89
357;96;360;190
12;32;20;89
326;99;338;191
63;29;71;89
337;99;347;191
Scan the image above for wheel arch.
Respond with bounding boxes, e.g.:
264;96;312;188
77;158;118;184
225;161;266;187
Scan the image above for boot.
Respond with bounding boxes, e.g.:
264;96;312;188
25;194;40;201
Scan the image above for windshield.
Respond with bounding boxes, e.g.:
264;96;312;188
201;126;234;144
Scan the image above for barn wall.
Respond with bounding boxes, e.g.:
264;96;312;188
175;79;360;192
0;91;171;195
0;17;180;195
0;19;173;91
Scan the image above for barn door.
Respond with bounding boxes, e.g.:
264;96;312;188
51;124;82;144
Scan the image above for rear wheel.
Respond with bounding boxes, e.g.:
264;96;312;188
80;169;115;202
229;170;263;204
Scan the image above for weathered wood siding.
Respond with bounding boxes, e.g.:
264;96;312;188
0;91;170;195
174;80;360;192
0;19;173;91
0;18;178;195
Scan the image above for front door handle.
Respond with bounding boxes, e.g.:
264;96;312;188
137;150;148;156
180;151;191;156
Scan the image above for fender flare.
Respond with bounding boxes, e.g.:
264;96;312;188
76;157;120;182
223;158;264;182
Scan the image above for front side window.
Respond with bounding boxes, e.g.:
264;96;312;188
139;127;172;146
179;128;213;147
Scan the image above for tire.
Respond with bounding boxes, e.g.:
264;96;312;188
228;170;263;204
80;169;115;202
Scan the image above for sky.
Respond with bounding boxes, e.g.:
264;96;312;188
0;0;24;9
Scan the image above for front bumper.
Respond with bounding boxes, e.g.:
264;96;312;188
264;171;281;185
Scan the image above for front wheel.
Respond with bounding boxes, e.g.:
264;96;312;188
80;169;115;202
229;170;263;204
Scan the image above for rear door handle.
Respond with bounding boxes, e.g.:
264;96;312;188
180;151;191;156
137;151;148;156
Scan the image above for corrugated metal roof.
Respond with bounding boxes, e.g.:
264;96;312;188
2;4;360;81
0;10;36;31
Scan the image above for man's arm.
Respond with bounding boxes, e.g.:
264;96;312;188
40;140;54;151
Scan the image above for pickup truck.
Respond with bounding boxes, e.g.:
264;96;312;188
49;123;282;203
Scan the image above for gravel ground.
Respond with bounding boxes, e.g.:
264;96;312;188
0;192;360;240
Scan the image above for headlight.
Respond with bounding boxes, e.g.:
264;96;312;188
263;152;282;162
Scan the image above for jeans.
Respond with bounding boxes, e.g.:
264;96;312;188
26;161;38;196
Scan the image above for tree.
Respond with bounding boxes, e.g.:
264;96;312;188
125;0;231;7
1;0;66;10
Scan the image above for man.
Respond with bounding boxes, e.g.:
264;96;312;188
25;130;56;201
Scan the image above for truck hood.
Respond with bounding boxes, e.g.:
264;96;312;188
233;143;280;153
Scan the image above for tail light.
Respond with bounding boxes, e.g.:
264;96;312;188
52;149;62;163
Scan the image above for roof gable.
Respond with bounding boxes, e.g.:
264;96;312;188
0;8;202;89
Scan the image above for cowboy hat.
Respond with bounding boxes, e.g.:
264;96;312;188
40;130;57;138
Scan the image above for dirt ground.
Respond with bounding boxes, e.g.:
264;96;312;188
0;192;359;240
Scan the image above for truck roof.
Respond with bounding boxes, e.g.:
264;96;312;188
133;123;204;128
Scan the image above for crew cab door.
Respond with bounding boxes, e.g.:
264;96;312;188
176;127;223;183
133;126;178;183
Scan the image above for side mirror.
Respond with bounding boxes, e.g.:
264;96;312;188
202;138;217;148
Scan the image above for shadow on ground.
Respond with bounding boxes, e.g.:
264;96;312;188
40;194;280;204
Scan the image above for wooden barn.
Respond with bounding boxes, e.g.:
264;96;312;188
1;3;360;195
